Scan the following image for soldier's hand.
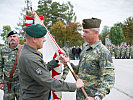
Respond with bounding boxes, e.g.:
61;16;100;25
59;55;70;65
76;79;84;88
0;83;4;90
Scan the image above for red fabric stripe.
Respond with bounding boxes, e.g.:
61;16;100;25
52;69;61;78
52;91;60;99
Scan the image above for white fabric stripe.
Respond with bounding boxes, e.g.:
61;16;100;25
25;20;33;24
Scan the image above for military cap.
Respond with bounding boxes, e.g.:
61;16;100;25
7;30;18;37
82;18;101;29
25;24;47;38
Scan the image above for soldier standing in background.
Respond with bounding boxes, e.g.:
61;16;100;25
125;45;130;59
114;46;120;59
121;45;126;59
72;46;76;60
130;45;133;59
0;31;22;100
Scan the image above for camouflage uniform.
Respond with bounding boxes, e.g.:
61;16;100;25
121;46;126;59
72;41;115;99
114;46;118;59
62;47;70;58
109;46;113;57
0;44;22;100
130;45;133;59
125;46;130;59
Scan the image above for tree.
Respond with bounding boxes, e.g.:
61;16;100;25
99;34;104;44
122;17;133;45
109;23;125;45
101;26;110;44
66;22;84;46
37;0;76;28
1;25;11;44
51;20;66;47
51;20;84;47
16;0;33;38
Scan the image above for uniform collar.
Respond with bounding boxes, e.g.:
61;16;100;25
24;44;41;57
88;40;101;49
8;44;20;50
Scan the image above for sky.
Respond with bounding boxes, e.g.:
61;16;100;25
0;0;133;43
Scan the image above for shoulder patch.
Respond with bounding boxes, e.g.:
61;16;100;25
36;67;42;75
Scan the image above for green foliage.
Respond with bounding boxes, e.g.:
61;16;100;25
109;23;125;45
0;25;11;44
51;20;84;47
101;26;110;44
99;34;104;44
37;0;76;28
122;17;133;45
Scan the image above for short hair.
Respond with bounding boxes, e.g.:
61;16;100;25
25;33;32;41
91;28;100;33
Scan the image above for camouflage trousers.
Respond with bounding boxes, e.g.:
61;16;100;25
76;89;85;100
3;80;20;100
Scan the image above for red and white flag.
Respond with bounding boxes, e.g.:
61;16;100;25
33;10;63;100
25;15;34;26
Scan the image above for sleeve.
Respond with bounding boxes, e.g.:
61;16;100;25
0;49;4;83
26;58;77;92
71;63;79;74
95;52;115;99
46;59;59;71
61;66;69;80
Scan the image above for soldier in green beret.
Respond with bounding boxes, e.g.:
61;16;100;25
70;18;115;100
0;31;22;100
18;24;84;100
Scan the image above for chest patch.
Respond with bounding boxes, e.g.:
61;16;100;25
36;68;42;75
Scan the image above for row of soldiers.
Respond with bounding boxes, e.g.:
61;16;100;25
107;45;133;59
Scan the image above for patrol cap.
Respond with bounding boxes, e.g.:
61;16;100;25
7;31;18;37
82;18;101;29
25;24;47;38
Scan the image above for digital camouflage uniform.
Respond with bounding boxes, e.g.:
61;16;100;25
66;41;115;100
130;45;133;59
121;46;126;59
109;46;113;57
125;46;130;59
114;46;121;59
0;44;22;100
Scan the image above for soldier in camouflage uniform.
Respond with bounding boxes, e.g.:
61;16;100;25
108;45;113;57
125;45;130;59
130;45;133;59
114;46;121;59
62;18;115;100
121;46;126;59
0;31;22;100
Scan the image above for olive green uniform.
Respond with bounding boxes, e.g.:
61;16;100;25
18;44;77;100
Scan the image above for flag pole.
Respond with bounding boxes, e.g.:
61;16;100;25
30;7;88;98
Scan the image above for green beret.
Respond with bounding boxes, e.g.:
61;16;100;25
25;24;47;38
82;18;101;29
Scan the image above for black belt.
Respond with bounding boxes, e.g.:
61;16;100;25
4;77;19;82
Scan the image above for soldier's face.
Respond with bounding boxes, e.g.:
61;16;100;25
8;34;19;45
36;37;46;50
83;29;95;44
